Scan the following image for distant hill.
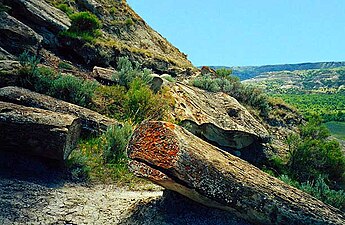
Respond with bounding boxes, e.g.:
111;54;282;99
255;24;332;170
210;61;345;80
242;66;345;94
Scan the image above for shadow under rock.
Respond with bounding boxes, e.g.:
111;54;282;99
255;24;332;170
0;151;70;224
120;190;253;225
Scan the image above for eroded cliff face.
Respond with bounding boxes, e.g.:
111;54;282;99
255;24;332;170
0;0;193;74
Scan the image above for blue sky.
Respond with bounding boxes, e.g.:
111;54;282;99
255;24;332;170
127;0;345;67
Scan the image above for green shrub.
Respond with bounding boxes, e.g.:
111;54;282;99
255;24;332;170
60;11;102;41
125;18;134;26
114;57;152;88
102;123;133;164
216;68;233;78
69;12;102;33
49;74;98;107
18;51;99;107
68;124;136;184
286;117;345;185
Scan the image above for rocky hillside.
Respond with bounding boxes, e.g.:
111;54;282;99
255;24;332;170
0;0;193;75
1;1;344;225
211;61;345;80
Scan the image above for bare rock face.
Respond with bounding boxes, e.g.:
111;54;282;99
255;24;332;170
0;86;118;135
0;12;43;55
4;0;70;31
170;82;270;163
128;121;345;225
0;101;81;160
2;0;70;48
0;60;21;88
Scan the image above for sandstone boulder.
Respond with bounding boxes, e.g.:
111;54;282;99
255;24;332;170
92;66;116;85
0;86;118;135
170;82;270;163
0;12;43;55
128;121;345;225
0;101;81;161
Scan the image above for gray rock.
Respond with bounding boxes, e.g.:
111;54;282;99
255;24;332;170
0;101;81;161
0;12;43;55
5;0;71;31
0;60;21;87
0;86;119;135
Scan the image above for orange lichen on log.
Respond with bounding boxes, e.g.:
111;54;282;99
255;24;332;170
128;121;180;169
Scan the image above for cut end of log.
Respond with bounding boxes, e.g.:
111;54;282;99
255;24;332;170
128;121;180;170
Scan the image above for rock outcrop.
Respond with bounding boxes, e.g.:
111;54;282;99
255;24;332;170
0;60;21;88
170;82;270;163
128;121;345;225
0;12;43;55
0;101;81;160
0;86;118;134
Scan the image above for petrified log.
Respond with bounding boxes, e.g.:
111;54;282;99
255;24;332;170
0;101;81;160
0;86;118;134
128;121;345;225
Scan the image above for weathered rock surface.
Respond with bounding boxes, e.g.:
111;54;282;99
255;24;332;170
170;82;270;163
2;0;70;48
128;121;345;225
0;12;43;55
0;60;21;87
4;0;70;31
92;66;116;85
0;101;81;160
0;86;118;134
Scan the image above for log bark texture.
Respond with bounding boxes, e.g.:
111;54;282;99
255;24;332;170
128;121;345;225
0;101;81;160
0;86;118;134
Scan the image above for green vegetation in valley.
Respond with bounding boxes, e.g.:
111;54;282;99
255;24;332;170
275;93;345;122
264;117;345;211
191;69;269;116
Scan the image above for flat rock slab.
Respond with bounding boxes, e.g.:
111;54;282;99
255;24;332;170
0;101;81;160
128;121;345;225
0;86;119;135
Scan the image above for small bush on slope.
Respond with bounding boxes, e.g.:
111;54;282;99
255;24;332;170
191;73;269;115
60;12;102;42
18;51;98;107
